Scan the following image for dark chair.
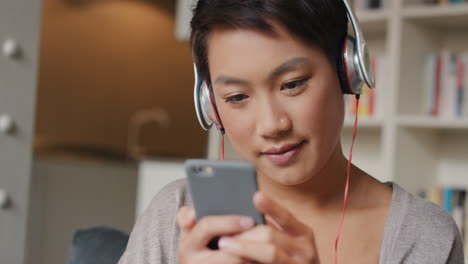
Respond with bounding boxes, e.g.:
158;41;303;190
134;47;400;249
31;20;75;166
67;226;129;264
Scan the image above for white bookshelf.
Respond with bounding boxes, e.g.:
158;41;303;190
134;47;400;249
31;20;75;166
349;1;468;195
356;9;390;35
402;3;468;20
398;115;468;129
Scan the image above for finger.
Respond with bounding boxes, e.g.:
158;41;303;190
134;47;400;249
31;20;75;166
195;251;246;264
254;192;309;236
177;206;196;238
232;226;303;257
265;215;283;231
186;215;255;250
180;249;245;264
218;237;299;264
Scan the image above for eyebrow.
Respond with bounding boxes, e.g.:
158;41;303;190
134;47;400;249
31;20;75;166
214;75;249;86
213;57;309;86
270;57;309;79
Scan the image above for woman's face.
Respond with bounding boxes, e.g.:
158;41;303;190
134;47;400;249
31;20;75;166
207;24;345;186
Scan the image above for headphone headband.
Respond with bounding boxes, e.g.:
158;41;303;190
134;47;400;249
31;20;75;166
341;0;375;88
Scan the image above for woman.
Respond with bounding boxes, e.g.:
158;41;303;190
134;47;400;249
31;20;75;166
119;1;464;263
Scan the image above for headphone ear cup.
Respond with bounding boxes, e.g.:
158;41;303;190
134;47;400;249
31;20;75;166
337;41;352;95
197;81;221;129
194;63;223;131
203;85;224;129
339;36;364;95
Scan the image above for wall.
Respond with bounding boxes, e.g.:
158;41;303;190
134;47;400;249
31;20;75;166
35;0;207;159
28;1;206;263
136;159;185;216
32;157;137;264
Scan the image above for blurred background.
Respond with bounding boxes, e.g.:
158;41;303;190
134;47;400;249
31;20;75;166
0;0;467;263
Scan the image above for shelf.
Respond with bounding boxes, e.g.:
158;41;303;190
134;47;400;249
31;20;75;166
343;117;383;129
398;116;468;130
341;120;383;181
356;9;390;35
402;4;468;30
357;8;390;22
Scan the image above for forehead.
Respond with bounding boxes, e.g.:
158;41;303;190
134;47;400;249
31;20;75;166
206;24;327;79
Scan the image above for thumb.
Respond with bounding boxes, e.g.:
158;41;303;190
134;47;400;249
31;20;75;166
177;206;196;238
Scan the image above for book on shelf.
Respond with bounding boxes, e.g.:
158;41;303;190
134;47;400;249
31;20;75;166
345;56;385;120
423;51;468;119
423;0;468;5
351;0;392;9
419;186;467;239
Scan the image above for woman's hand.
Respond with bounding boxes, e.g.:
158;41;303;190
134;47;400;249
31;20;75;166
177;206;256;264
218;193;319;264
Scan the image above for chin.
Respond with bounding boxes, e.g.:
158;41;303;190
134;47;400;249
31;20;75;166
260;164;314;186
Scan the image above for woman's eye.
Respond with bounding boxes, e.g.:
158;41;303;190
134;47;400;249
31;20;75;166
225;94;248;104
282;79;307;90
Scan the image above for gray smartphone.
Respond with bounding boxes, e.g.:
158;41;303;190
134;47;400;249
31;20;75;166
185;159;265;249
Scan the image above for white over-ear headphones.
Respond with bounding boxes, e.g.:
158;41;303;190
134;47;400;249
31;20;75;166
193;0;375;132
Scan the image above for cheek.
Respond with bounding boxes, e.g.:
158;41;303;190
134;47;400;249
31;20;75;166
293;82;344;147
218;107;256;159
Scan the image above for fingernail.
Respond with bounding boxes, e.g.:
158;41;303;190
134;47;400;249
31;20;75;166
240;217;254;229
218;237;235;249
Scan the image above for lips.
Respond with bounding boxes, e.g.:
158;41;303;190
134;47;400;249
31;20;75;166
261;141;306;166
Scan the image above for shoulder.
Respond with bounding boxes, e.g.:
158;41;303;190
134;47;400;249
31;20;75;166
382;183;464;263
148;178;192;212
140;178;192;231
391;183;459;236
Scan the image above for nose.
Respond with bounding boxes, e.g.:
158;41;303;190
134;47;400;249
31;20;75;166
256;99;292;139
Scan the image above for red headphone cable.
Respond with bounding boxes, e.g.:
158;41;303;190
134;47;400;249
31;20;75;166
334;94;360;264
220;128;225;161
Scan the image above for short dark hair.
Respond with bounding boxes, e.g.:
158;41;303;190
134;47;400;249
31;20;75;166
190;0;349;83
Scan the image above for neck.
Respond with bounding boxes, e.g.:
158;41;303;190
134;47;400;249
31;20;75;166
257;144;363;213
